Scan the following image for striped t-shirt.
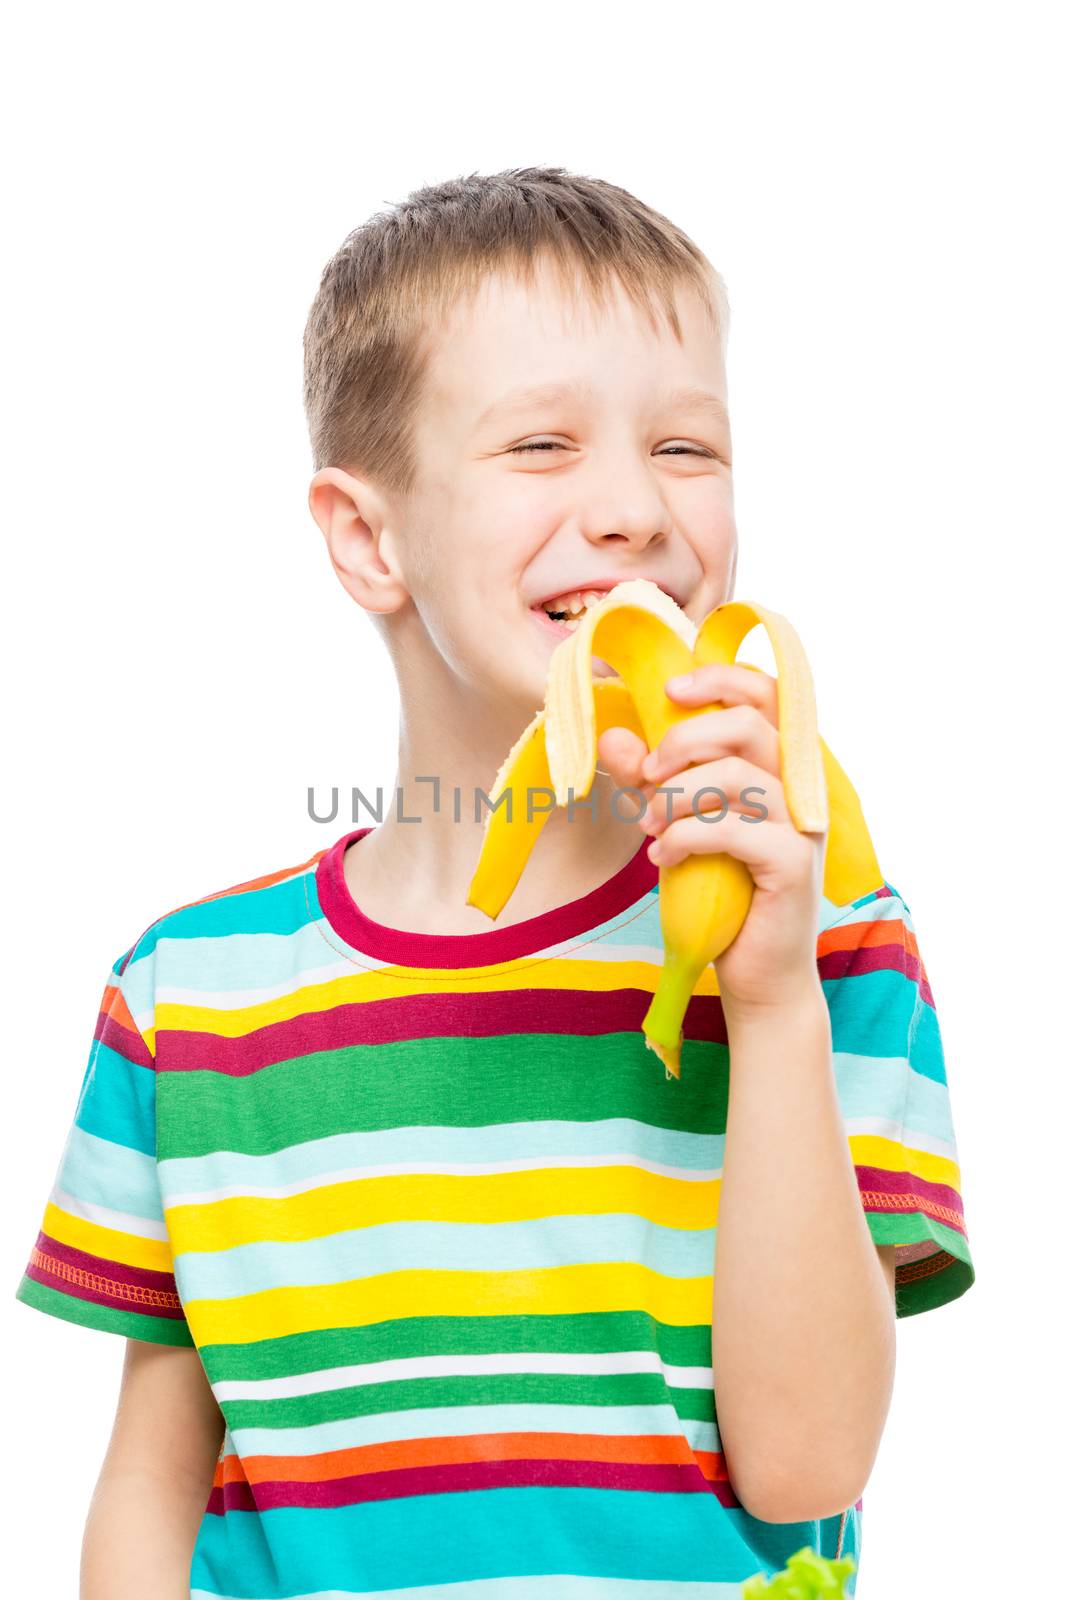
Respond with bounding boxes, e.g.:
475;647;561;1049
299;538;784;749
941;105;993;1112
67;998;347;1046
16;824;974;1599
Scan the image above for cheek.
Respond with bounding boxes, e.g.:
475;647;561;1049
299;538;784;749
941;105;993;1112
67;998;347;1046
677;480;736;549
453;478;559;585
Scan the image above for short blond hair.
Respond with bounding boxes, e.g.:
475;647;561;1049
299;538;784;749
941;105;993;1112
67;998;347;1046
302;166;730;495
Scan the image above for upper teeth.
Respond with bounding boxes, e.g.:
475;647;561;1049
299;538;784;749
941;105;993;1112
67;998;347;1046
540;589;610;616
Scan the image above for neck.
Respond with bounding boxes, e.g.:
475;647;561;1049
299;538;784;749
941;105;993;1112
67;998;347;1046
344;615;647;935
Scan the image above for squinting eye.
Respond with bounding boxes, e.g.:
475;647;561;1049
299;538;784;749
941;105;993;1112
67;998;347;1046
509;440;717;457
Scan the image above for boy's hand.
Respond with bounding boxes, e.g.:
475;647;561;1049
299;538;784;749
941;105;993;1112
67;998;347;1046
596;663;827;1016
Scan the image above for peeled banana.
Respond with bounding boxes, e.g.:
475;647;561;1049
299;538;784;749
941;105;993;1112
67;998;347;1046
465;579;882;1080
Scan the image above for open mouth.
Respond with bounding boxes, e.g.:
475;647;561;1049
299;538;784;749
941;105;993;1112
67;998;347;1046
534;588;613;630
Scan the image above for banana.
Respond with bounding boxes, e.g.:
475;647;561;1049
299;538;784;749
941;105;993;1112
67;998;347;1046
465;679;645;920
465;580;882;1079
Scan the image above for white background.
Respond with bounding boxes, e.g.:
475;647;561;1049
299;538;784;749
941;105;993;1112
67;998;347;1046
2;3;1062;1594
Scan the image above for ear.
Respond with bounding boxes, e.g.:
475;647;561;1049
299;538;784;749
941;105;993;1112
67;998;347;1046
307;466;411;615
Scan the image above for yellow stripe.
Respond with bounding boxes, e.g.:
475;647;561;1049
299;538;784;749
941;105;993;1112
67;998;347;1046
166;1166;717;1254
848;1133;961;1192
154;957;723;1040
165;1137;958;1257
184;1261;714;1346
43;1202;176;1274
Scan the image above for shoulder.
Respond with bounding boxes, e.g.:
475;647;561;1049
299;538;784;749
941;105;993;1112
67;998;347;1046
818;878;912;941
115;838;329;989
816;879;928;998
818;876;908;947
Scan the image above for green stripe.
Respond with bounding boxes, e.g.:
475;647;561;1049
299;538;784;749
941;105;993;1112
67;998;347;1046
15;1275;194;1346
158;1032;729;1158
864;1214;975;1316
198;1311;711;1382
221;1368;715;1431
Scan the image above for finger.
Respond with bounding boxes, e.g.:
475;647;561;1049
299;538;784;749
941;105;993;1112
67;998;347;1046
641;756;787;832
642;702;780;785
647;811;815;882
596;726;657;820
664;661;780;730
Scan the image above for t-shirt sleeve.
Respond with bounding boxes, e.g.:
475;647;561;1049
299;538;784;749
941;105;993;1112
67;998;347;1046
818;881;974;1318
14;945;194;1346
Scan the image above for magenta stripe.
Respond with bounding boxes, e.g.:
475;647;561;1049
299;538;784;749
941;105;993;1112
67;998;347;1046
819;943;934;1007
315;826;659;967
157;941;931;1076
27;1231;185;1317
854;1165;967;1235
206;1458;741;1514
94;1005;154;1069
156;988;730;1074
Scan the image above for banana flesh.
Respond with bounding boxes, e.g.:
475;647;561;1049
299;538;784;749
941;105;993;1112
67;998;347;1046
466;580;882;1079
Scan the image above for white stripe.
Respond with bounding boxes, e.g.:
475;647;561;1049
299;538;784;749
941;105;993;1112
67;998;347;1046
50;1185;168;1241
212;1349;714;1403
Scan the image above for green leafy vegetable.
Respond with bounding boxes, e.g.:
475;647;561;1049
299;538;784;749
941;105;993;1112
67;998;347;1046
740;1544;856;1597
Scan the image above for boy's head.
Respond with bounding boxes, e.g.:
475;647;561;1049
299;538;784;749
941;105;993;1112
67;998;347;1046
304;167;736;714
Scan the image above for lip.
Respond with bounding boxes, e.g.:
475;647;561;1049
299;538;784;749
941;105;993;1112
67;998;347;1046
529;576;690;612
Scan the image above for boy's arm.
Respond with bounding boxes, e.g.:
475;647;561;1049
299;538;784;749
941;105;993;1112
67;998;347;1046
711;985;898;1525
876;1242;897;1303
81;1339;224;1600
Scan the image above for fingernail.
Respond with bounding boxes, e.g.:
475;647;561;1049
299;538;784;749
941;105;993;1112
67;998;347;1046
667;673;693;691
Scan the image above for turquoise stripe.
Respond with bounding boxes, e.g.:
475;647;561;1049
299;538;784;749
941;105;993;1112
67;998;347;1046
137;923;383;994
173;1212;716;1300
158;1118;720;1198
158;1094;953;1205
74;1043;156;1155
823;968;945;1082
191;1582;746;1600
125;869;315;953
229;1402;719;1460
825;888;903;929
832;1053;958;1146
133;912;663;1001
553;896;661;949
189;1486;847;1594
56;1125;164;1222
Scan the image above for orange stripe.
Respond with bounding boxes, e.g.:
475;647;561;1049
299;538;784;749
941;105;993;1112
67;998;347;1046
101;983;145;1039
212;1431;730;1487
818;913;926;978
163;853;328;916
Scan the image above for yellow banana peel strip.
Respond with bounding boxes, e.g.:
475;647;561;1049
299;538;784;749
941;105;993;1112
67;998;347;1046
466;579;883;1080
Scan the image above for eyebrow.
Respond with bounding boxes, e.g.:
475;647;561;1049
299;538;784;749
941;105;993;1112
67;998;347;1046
474;380;730;429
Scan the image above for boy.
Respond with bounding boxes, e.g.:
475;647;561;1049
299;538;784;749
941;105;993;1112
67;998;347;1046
15;167;974;1598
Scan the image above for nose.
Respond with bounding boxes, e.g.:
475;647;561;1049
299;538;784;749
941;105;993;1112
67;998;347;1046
578;452;670;549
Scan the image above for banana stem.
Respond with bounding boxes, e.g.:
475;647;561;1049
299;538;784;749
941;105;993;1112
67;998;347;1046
641;956;709;1081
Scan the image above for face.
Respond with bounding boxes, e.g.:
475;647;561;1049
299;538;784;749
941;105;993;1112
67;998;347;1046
378;263;735;709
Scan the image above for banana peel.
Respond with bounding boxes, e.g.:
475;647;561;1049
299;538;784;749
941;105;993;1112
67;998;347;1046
465;580;882;1079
